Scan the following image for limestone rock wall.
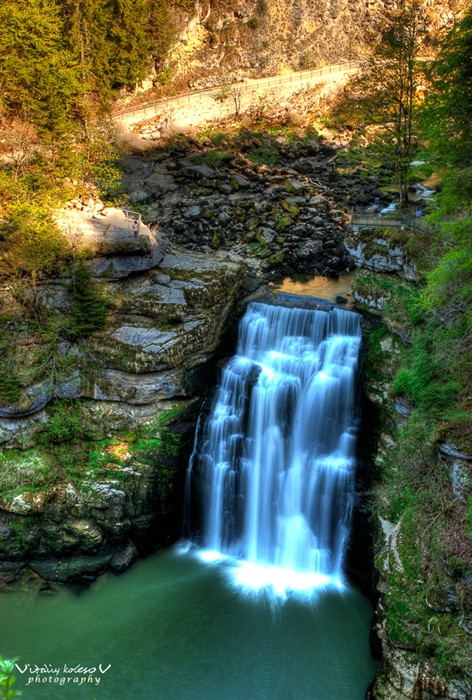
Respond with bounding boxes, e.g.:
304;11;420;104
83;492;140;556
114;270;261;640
0;246;246;587
163;0;459;87
357;262;472;699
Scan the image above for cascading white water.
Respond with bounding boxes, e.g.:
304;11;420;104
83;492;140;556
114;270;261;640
187;301;361;591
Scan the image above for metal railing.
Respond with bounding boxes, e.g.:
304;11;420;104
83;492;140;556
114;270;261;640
402;214;435;235
112;60;364;121
123;209;141;221
350;208;435;234
122;209;141;234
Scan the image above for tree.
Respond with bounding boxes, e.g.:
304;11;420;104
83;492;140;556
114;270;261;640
69;261;109;337
60;0;150;103
419;9;472;288
0;203;70;309
212;82;245;116
0;0;82;138
422;7;472;165
0;119;38;181
341;2;428;206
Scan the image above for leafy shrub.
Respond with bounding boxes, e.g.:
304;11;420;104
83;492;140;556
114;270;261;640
247;16;260;29
41;401;83;443
0;656;21;699
394;332;459;415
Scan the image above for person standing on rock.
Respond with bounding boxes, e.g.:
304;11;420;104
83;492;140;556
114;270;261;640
132;218;139;237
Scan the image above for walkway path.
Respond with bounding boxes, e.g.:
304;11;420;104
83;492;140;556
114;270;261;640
351;208;435;235
113;60;363;133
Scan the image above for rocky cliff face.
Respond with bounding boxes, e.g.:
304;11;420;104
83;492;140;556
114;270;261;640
0;241;245;588
162;0;458;88
352;232;472;700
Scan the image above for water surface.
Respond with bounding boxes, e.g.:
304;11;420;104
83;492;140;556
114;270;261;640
269;273;356;302
1;546;377;700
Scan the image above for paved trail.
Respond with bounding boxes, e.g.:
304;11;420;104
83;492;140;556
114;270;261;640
113;61;363;137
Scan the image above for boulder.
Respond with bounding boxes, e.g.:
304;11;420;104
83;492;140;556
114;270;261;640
232;174;251;188
183;206;202;220
28;555;113;582
284;178;306;194
110;541;138;574
297;240;323;259
130;189;150;203
180;160;216;180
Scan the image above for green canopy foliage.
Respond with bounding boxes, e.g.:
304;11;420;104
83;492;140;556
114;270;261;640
60;0;150;103
0;0;83;137
0;203;70;299
422;7;472;164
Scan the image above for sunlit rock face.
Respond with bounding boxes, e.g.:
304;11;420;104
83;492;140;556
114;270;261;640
166;0;459;87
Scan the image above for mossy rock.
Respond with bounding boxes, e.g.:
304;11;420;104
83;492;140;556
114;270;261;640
281;201;300;217
259;249;272;259
268;252;284;265
247;218;261;231
255;232;268;245
284;178;305;195
275;216;292;231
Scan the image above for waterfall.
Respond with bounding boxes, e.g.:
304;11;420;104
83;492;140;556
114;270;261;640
186;301;361;591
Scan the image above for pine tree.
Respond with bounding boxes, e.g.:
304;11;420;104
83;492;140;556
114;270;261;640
0;0;82;137
69;262;109;337
59;0;150;103
423;8;472;165
0;370;20;405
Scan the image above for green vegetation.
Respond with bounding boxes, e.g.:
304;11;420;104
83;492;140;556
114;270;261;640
0;0;197;339
0;403;185;501
345;9;472;681
0;657;20;700
69;262;110;337
40;401;88;444
422;10;472;166
1;0;197;114
0;371;21;405
346;1;472;450
0;0;82;137
338;1;427;205
246;142;278;165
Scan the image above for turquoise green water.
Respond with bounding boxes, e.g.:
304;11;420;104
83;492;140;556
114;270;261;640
0;545;377;700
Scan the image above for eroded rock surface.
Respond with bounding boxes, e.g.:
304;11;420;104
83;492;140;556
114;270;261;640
0;246;245;585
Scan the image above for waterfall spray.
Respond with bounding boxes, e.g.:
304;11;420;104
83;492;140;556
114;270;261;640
187;302;361;593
